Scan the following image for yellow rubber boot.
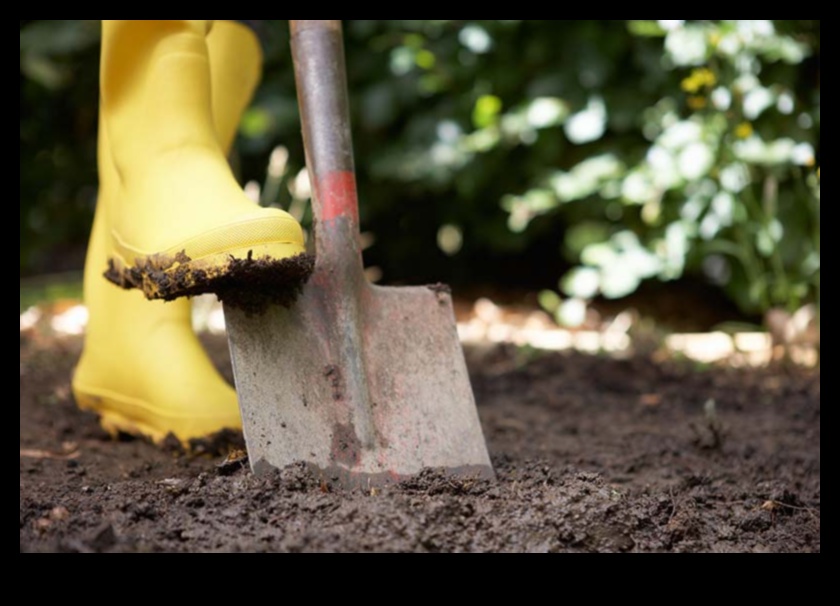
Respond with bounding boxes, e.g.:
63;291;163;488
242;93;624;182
73;20;276;445
99;20;311;306
207;21;264;154
73;122;241;445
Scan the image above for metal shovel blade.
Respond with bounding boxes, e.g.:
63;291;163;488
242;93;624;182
224;21;493;487
226;275;494;487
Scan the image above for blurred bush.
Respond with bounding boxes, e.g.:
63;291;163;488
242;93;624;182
20;20;820;320
20;20;100;275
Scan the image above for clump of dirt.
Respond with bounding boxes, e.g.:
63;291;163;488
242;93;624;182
106;251;315;314
427;283;452;295
20;335;820;553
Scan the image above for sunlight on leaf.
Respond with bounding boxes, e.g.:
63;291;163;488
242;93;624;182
503;189;558;232
566;223;612;257
601;268;641;300
792;143;816;167
666;26;709;66
627;20;667;37
712;192;736;227
622;171;655;205
659;120;703;151
437;224;464;256
679;143;715;180
390;46;415;76
473;95;503;129
562;268;601;300
720;163;751;193
582;243;617;268
734;137;796;166
658;20;685;32
558;298;587;328
463;128;501;153
415;49;436;70
459;25;493;54
20;55;67;90
662;222;690;278
526;98;570;129
240;108;273;139
551;154;624;203
538;290;562;314
565;97;607;145
711;87;733;111
743;87;775;120
20;20;98;56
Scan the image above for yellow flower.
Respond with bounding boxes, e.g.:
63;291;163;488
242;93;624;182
735;122;754;139
682;68;718;94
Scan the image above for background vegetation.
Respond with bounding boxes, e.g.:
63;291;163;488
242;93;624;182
20;20;820;324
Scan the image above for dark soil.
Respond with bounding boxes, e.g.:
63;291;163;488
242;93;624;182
20;334;820;553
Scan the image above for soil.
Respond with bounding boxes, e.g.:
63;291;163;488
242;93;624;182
20;333;820;553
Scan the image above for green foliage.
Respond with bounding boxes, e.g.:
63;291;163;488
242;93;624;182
478;20;819;317
20;20;100;275
20;275;83;314
20;20;820;319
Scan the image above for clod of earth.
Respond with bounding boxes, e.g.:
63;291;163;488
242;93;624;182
106;251;315;315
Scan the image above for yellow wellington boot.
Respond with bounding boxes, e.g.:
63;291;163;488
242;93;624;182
99;20;312;309
73;124;241;445
73;20;277;445
207;20;264;154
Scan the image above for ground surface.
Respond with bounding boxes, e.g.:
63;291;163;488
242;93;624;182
20;333;820;553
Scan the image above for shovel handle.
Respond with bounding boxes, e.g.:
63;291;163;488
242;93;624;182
291;20;361;240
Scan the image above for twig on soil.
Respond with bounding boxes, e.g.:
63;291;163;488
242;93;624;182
761;500;821;522
722;498;820;520
717;498;820;531
20;442;80;461
666;488;679;527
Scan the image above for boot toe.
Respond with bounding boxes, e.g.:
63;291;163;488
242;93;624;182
108;209;314;311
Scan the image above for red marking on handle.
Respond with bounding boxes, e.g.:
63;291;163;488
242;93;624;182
318;171;359;224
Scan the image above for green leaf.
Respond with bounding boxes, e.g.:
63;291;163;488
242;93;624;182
628;21;667;37
473;95;503;129
20;20;98;56
538;290;562;314
562;268;601;299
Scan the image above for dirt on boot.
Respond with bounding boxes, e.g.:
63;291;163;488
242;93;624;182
105;251;316;314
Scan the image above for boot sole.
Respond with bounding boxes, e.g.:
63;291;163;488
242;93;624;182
106;244;315;315
75;386;169;445
73;383;243;451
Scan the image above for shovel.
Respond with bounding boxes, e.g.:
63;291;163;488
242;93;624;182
224;20;494;488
